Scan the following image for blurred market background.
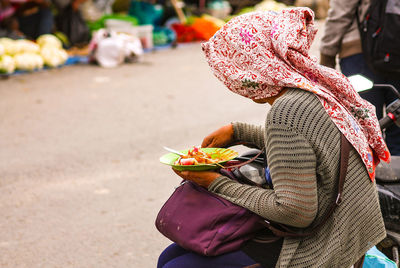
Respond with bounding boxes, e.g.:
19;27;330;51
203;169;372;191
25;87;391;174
0;0;326;267
0;0;329;73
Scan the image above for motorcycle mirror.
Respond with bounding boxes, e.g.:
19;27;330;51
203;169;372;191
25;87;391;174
348;74;373;93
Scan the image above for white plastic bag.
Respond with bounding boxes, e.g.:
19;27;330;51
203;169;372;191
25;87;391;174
89;29;143;68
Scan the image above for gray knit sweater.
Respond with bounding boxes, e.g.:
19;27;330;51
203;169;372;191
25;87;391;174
208;88;386;267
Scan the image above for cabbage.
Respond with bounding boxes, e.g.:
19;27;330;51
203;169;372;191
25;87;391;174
0;36;68;72
255;0;289;12
0;55;15;74
0;38;18;55
0;38;41;55
14;53;44;71
37;34;62;49
37;35;68;67
40;45;68;67
15;39;40;53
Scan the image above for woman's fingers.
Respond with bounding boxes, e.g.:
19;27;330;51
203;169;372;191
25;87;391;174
201;136;213;148
201;124;234;148
173;168;189;178
172;168;221;188
201;136;218;148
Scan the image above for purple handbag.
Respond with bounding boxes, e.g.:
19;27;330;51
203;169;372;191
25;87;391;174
155;180;265;256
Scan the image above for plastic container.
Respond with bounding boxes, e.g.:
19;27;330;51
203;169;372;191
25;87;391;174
104;19;137;35
153;26;176;46
134;25;154;50
128;1;163;26
207;0;231;19
105;19;133;29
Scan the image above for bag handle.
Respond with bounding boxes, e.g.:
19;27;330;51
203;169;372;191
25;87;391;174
263;133;351;238
222;148;265;169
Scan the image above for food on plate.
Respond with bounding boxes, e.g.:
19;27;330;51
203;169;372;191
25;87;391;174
174;146;223;166
160;147;238;170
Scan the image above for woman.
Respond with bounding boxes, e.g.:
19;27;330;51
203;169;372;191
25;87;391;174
158;8;389;268
15;0;54;40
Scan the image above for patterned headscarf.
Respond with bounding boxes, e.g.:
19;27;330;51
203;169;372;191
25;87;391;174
202;8;390;180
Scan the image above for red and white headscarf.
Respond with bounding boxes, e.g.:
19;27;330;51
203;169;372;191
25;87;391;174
202;7;390;180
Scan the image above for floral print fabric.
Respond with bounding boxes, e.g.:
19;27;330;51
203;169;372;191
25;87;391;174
202;8;390;180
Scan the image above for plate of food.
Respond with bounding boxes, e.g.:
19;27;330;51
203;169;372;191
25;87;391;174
160;146;238;171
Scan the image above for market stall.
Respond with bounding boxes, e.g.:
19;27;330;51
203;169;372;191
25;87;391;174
0;0;325;77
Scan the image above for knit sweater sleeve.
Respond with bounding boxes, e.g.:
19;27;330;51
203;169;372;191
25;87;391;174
209;124;318;228
232;122;265;149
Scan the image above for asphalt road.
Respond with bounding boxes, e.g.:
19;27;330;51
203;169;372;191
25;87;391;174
0;21;324;268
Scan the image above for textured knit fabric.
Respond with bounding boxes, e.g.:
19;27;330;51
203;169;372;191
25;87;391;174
208;88;386;268
201;8;390;181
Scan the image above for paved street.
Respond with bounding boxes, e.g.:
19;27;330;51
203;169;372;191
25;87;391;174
0;21;324;268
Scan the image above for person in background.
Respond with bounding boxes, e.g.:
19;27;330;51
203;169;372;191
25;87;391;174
52;0;90;47
320;0;400;155
15;0;54;39
0;0;53;39
158;8;388;268
0;0;23;38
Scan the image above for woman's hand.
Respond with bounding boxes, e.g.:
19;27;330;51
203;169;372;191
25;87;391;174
201;124;235;148
171;124;233;188
173;169;221;188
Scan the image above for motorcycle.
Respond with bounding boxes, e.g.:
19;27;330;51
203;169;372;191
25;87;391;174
232;75;400;266
350;75;400;267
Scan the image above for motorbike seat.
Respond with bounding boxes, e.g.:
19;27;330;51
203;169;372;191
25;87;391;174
376;156;400;183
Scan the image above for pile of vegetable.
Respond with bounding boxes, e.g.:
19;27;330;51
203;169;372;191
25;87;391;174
169;0;288;44
224;0;290;22
0;34;68;74
171;15;225;43
37;35;69;68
